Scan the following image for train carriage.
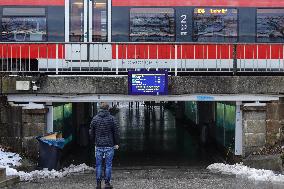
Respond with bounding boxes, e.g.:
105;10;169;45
0;0;283;73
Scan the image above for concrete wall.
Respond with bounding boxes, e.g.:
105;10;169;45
3;76;284;95
0;96;48;159
1;76;128;95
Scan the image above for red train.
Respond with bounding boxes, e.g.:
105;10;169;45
0;0;283;72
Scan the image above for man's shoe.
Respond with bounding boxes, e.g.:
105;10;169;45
105;183;113;189
96;181;102;189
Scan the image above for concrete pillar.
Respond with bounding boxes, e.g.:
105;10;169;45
242;103;266;157
235;102;243;156
46;102;53;133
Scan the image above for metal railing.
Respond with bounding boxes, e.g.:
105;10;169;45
0;42;283;75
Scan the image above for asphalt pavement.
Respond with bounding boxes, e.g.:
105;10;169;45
9;167;284;189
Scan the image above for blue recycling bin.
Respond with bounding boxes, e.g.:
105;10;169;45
37;136;65;170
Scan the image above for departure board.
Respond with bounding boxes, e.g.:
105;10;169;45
128;71;168;95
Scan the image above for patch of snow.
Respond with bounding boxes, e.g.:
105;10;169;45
207;163;284;183
0;148;22;167
8;164;94;181
1;148;94;181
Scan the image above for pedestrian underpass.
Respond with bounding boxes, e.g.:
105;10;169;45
48;101;239;168
7;93;278;168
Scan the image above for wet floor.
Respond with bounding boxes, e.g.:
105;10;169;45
63;102;221;168
112;103;215;167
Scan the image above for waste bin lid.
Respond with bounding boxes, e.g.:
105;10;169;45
38;137;65;149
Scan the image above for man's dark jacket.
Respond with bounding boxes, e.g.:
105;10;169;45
90;110;119;147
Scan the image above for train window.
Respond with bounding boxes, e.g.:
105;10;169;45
193;8;238;42
130;8;175;42
93;0;107;42
1;8;47;42
257;9;284;42
70;0;84;42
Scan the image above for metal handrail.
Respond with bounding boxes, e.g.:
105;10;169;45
0;42;283;75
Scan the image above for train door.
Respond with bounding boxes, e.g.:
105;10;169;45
65;0;111;63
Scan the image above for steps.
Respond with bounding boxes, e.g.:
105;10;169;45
0;168;20;188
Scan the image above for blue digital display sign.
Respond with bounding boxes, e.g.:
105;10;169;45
128;71;168;95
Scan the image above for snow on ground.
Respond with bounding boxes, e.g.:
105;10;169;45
0;148;94;181
207;163;284;183
0;148;22;167
3;146;283;183
8;164;94;181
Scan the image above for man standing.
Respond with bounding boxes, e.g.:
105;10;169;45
90;102;120;189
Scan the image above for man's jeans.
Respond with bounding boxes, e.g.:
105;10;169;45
95;147;114;183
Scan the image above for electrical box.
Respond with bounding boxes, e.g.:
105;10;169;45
16;81;30;91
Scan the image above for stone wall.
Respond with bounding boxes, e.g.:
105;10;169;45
21;109;47;158
0;96;22;152
242;105;267;157
266;100;284;146
0;96;48;159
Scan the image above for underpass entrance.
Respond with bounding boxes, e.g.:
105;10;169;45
50;101;233;168
8;93;278;167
